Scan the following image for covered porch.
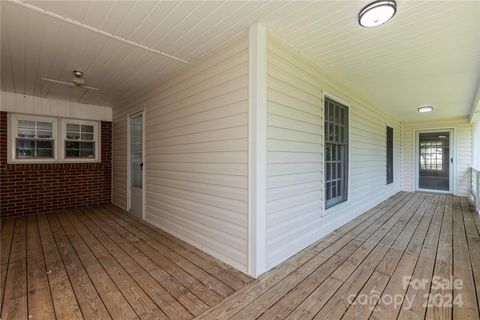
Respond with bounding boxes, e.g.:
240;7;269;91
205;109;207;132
2;192;479;319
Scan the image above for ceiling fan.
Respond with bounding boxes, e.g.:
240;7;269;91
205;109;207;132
41;70;100;91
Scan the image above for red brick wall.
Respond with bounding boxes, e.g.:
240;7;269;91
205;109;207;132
0;111;112;218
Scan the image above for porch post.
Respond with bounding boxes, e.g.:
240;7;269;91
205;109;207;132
248;23;267;277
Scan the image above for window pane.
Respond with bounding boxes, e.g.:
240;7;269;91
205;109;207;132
37;122;52;130
37;130;52;139
81;133;94;140
17;139;35;149
67;124;80;132
66;131;81;140
80;149;95;158
66;141;80;149
15;138;53;159
80;141;95;151
37;140;53;149
81;125;94;133
325;98;348;208
65;140;95;158
66;149;80;157
16;148;33;158
18;128;35;138
18;120;35;129
36;148;53;158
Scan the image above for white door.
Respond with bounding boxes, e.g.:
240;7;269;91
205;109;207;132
129;112;144;218
416;129;454;193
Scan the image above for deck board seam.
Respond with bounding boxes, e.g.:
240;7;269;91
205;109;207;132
103;204;247;290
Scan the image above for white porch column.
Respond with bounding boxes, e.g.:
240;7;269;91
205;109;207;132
248;23;267;277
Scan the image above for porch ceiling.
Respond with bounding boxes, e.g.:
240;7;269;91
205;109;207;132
1;0;479;121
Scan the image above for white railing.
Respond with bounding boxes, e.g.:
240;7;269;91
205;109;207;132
472;167;480;212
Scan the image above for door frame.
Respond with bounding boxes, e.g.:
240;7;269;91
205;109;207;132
414;128;455;194
127;109;146;219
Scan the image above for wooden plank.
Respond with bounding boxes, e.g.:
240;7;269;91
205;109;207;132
100;207;234;299
92;207;224;307
341;271;390;320
85;206;208;317
259;193;427;320
225;193;420;320
460;197;480;310
58;211;165;320
339;194;439;320
292;194;437;320
105;204;252;288
426;195;454;320
396;193;445;320
37;214;84;320
47;213;137;320
452;197;480;319
26;215;56;319
1;217;27;320
76;207;193;320
370;194;443;320
198;192;410;320
0;218;15;315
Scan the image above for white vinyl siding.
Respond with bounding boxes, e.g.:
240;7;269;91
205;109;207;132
401;118;472;196
112;33;249;272
265;33;402;270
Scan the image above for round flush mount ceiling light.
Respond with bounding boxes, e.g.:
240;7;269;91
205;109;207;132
358;0;397;27
418;106;433;113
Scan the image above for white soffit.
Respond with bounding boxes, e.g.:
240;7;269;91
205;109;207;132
1;0;479;121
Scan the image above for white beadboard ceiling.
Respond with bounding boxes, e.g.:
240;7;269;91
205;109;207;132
1;0;479;121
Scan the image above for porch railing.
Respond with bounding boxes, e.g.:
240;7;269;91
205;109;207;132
472;167;480;212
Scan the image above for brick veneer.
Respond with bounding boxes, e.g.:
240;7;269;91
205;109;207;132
0;111;112;218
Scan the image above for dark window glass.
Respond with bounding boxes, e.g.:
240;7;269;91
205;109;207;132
386;126;394;184
65;123;95;158
15;120;54;159
324;98;348;209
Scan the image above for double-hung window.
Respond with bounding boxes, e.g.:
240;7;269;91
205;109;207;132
12;115;56;161
324;97;349;209
63;120;98;160
9;114;100;163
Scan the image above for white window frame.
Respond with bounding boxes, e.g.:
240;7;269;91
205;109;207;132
8;113;101;163
60;118;100;162
8;114;58;163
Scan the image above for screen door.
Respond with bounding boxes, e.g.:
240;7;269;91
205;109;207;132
418;131;451;192
129;112;144;218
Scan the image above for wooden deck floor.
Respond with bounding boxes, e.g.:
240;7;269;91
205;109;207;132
198;192;480;320
0;204;253;320
1;192;479;319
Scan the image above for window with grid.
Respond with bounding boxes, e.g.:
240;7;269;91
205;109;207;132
419;141;444;171
324;97;349;209
15;118;55;159
386;126;394;184
64;123;96;159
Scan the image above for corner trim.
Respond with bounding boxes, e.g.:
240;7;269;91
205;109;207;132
248;23;267;277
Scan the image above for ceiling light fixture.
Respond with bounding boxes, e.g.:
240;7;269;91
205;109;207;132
418;106;433;113
358;0;397;27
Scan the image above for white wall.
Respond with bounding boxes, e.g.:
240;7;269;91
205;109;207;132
402;118;472;196
112;33;249;272
0;91;112;121
264;34;402;270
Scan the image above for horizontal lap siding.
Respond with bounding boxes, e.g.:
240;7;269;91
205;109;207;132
112;34;249;272
402;118;472;196
265;34;402;269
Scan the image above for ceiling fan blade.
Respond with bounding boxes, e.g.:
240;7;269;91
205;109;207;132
82;85;100;91
41;77;75;87
41;77;100;91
